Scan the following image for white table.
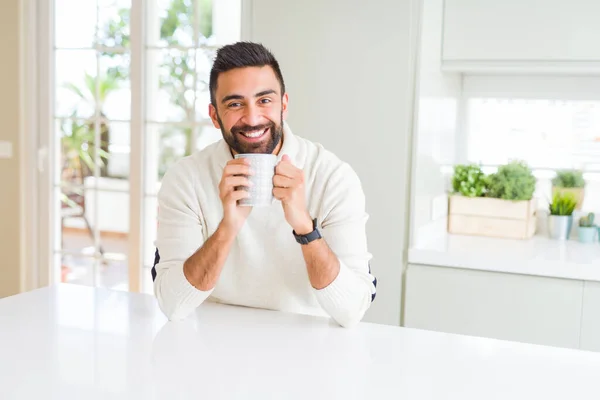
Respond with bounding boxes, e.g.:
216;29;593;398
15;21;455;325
1;284;600;399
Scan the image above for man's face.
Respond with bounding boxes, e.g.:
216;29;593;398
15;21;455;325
209;66;288;155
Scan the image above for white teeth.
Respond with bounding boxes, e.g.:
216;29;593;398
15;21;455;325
242;128;267;138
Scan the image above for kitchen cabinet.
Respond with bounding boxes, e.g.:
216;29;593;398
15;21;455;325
404;263;584;349
441;0;600;72
580;281;600;352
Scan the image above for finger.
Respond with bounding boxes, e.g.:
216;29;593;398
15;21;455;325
273;174;295;188
223;176;252;190
227;157;251;166
275;160;300;179
219;177;251;198
224;158;251;175
223;164;253;177
225;189;250;204
273;187;291;201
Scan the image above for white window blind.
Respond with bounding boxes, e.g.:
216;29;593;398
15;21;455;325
466;98;600;171
463;76;600;172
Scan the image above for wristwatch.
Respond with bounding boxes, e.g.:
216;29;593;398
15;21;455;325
293;218;322;245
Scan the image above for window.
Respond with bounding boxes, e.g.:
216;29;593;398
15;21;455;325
461;75;600;211
466;98;600;171
50;0;241;292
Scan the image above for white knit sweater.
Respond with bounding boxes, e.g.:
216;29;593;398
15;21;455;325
152;123;377;328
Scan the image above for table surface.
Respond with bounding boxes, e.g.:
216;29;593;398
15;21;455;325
1;284;600;400
409;232;600;282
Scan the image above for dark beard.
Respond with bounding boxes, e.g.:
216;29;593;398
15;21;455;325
218;114;283;155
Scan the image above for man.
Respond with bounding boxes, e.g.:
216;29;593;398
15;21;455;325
152;41;376;328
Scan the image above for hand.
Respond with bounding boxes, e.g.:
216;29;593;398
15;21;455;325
273;155;313;235
218;158;253;234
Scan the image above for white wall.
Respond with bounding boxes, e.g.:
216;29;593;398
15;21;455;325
243;0;421;326
409;0;462;247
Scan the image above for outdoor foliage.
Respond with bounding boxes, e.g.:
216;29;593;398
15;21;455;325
62;0;215;181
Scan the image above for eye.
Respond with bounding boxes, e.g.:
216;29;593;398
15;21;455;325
228;102;242;108
260;98;272;104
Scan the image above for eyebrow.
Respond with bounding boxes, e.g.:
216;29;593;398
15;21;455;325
255;89;276;97
221;89;277;104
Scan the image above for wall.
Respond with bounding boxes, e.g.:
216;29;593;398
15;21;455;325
244;0;421;326
0;0;23;297
409;0;462;247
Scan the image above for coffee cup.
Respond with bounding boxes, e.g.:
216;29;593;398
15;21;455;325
234;153;277;206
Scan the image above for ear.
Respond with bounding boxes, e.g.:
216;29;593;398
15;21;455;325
281;92;289;120
209;103;221;129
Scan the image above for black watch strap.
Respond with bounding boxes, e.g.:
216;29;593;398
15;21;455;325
293;218;322;245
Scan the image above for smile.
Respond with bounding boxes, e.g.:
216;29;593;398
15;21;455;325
239;127;269;140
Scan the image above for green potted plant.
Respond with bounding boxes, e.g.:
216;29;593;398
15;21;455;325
548;191;578;240
448;160;538;240
451;164;488;197
486;160;537;201
578;212;597;243
552;169;585;210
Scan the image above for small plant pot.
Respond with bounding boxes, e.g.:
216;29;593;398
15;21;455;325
578;227;597;243
548;215;573;240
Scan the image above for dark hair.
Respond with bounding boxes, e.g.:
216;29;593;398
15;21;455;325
209;41;286;106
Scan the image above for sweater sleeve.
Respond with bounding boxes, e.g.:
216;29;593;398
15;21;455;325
153;160;212;320
312;162;377;328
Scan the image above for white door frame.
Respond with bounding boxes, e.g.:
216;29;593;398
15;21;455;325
128;0;144;292
37;0;56;288
20;0;39;291
20;0;54;291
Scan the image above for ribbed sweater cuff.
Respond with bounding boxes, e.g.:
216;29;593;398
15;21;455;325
161;262;212;320
313;261;367;327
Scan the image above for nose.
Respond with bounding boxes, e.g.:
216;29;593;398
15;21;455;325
241;103;263;127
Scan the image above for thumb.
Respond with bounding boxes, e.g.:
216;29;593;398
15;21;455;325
282;154;291;162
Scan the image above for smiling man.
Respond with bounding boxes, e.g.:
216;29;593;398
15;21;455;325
151;41;377;328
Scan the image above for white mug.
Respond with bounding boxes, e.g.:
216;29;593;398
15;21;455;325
234;153;277;206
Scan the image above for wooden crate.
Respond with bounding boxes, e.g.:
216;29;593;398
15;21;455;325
448;195;537;240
